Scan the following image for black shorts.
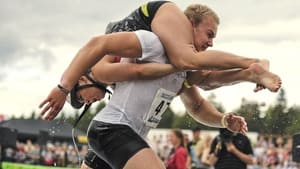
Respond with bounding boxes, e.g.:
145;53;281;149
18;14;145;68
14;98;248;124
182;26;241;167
87;120;149;169
84;149;112;169
105;1;170;34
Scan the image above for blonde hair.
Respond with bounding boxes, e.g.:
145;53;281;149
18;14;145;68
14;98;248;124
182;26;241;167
184;4;220;26
196;134;212;157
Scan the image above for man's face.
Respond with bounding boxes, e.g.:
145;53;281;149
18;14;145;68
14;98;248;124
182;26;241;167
193;131;200;140
192;16;218;51
76;76;106;104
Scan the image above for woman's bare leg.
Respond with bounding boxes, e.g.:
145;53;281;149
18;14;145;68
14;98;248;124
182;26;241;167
123;148;165;169
152;3;259;70
189;61;281;92
152;3;280;91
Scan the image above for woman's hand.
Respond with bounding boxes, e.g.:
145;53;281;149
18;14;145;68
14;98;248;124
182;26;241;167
39;86;67;120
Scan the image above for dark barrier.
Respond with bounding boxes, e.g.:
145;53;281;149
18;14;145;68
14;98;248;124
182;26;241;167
292;133;300;162
38;130;51;146
0;127;17;148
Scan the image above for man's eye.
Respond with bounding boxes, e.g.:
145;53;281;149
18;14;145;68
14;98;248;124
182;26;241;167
77;94;84;103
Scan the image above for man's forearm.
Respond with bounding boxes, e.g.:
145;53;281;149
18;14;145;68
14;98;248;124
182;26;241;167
231;149;254;165
180;86;224;128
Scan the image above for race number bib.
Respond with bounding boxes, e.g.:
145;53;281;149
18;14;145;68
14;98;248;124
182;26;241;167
144;88;176;128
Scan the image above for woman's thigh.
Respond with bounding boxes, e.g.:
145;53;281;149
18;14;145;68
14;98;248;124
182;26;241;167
151;3;195;66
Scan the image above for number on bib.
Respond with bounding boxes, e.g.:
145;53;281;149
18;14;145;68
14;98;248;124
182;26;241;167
144;88;176;128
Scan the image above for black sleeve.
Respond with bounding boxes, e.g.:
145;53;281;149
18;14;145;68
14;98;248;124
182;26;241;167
243;137;254;155
209;137;218;154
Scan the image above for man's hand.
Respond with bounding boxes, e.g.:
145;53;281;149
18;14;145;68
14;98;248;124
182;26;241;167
226;114;248;135
225;142;237;153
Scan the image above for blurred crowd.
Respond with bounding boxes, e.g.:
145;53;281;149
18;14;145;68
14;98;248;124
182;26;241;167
148;129;300;169
1;140;87;168
0;130;299;169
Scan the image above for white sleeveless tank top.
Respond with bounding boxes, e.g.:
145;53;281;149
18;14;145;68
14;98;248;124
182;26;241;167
93;30;186;138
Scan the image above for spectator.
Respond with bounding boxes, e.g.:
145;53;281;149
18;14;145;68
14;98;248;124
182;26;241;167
1;133;300;168
14;142;27;163
187;127;202;169
207;128;255;169
263;146;279;168
67;145;79;167
197;134;213;169
166;129;188;169
253;133;268;166
54;142;68;167
25;142;40;164
41;143;55;166
3;147;15;162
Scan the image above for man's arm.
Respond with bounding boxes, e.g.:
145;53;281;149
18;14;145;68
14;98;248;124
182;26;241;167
179;86;224;127
225;142;255;165
179;85;248;134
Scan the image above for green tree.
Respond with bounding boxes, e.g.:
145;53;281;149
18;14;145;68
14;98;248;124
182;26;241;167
158;108;175;128
58;111;67;121
11;115;16;120
173;112;214;130
263;89;289;135
73;101;107;132
171;93;225;130
285;106;300;134
235;98;265;132
20;114;25;119
75;109;95;132
94;101;106;113
30;111;36;119
207;93;225;112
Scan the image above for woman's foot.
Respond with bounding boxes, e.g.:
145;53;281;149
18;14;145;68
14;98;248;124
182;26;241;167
249;63;281;92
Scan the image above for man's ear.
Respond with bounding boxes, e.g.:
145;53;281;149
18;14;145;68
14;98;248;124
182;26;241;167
190;19;195;27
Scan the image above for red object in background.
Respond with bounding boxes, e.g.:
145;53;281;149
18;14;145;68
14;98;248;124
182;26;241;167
0;114;5;122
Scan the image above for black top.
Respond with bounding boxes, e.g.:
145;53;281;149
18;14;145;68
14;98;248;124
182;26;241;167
138;1;170;28
105;1;170;33
209;133;254;169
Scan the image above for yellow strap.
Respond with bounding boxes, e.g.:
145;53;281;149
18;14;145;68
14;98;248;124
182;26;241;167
141;4;149;17
183;79;192;89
